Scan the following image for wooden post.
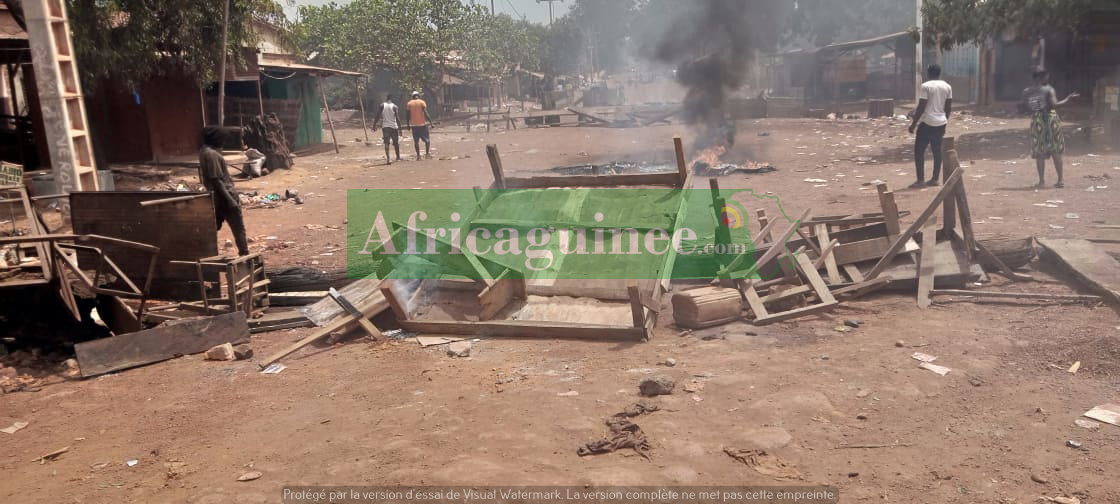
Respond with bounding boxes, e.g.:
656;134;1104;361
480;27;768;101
356;79;370;143
199;87;208;125
217;0;230;125
673;136;689;187
876;183;901;237
627;285;645;328
756;209;772;243
940;137;958;234
866;169;964;280
486;144;506;189
917;215;938;309
319;77;339;154
255;79;265;117
710;179;733;287
815;223;842;284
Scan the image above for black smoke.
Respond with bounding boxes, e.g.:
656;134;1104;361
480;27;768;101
651;0;792;147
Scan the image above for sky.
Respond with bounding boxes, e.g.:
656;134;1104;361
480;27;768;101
282;0;573;25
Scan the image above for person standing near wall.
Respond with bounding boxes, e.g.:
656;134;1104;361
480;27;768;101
199;126;249;256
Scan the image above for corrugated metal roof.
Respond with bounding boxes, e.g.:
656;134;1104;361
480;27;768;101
258;54;362;77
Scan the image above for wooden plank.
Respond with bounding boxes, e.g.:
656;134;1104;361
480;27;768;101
876;184;901;237
743;284;769;318
866;169;963;280
380;282;411;320
757;209;772;243
75;312;249;377
954;180;975;261
398;319;645;341
257;294;390;367
673;136;689;187
70;192;217;300
917;215;939;309
248;309;311;329
478;269;524;321
930;290;1102;302
752;300;838;325
628;285;646;328
327;289;382;339
942;148;960;234
567;107;613;124
795;253;837;305
815;224;842;283
760;284;813;305
486;144;506;189
301;279;381;326
503;171;682;189
1036;238;1120;305
833;236;890;265
830;276;891;300
103;295;141;334
721;208;811;281
842;264;865;283
812;239;839;270
269;291;329;306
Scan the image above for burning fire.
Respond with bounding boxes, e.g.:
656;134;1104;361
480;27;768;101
692;144;727;167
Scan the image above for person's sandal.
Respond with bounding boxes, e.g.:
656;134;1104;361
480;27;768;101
908;181;925;189
925;179;940;187
1054;181;1065;188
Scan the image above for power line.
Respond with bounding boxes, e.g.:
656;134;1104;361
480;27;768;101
504;0;521;19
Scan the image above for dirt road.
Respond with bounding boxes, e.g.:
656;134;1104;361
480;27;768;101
2;113;1118;503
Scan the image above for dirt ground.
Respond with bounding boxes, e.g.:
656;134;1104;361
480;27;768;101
3;108;1120;504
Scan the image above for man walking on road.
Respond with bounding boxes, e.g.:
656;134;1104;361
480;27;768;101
406;91;433;159
373;94;402;165
908;64;953;188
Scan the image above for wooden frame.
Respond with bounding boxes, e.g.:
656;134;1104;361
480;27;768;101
373;139;695;342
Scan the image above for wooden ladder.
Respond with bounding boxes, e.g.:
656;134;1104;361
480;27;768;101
24;0;99;215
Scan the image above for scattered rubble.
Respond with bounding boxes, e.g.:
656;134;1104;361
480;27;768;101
577;402;659;459
638;375;675;396
447;341;472;358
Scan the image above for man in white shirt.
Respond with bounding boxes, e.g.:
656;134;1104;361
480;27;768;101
908;64;953;188
372;94;402;165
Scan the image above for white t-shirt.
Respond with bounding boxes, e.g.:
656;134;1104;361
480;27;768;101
380;102;399;129
918;80;953;127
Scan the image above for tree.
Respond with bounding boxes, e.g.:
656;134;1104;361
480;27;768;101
295;0;472;95
922;0;1104;49
459;10;541;83
63;0;286;90
539;15;583;76
786;0;915;49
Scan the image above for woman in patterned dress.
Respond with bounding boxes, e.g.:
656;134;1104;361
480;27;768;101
1021;68;1078;188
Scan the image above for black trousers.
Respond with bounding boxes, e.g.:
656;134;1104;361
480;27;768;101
914;123;946;182
216;200;250;256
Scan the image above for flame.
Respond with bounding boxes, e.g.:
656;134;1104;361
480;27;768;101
692;144;727;166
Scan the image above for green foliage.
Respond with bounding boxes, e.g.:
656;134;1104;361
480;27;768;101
68;0;285;89
787;0;915;48
295;0;541;93
539;16;583;76
922;0;1103;49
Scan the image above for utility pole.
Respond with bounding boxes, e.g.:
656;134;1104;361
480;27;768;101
914;0;922;102
537;0;560;26
218;0;230;126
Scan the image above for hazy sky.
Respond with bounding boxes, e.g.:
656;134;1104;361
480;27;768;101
283;0;573;25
